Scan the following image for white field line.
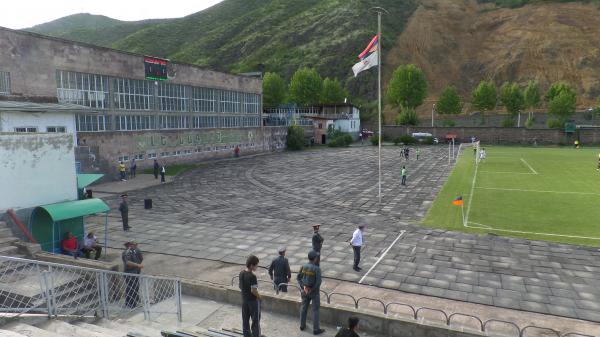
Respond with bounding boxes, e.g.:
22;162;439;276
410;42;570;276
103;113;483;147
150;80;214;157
479;171;536;175
466;221;600;240
358;230;406;284
464;155;480;226
520;158;538;174
476;187;600;196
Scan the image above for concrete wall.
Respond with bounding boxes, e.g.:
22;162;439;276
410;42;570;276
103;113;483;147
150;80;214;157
0;133;76;211
0;110;77;143
77;126;288;174
0;27;261;99
382;126;600;145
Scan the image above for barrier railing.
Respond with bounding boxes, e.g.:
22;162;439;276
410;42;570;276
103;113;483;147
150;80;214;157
0;256;181;323
230;275;595;337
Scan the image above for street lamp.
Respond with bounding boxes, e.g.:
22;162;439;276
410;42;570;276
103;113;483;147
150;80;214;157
431;103;436;127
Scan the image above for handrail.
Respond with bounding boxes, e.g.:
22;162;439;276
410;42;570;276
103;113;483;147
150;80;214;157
385;302;417;319
7;209;37;243
448;312;484;331
327;292;358;308
483;319;521;334
415;307;449;324
521;326;560;337
356;297;387;314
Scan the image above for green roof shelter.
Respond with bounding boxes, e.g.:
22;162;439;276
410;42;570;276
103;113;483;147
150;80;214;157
30;198;110;254
77;174;104;199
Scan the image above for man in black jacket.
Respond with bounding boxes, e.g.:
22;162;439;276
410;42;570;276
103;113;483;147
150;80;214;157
268;246;291;292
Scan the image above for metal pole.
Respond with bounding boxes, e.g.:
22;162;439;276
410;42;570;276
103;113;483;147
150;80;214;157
104;212;108;259
377;10;382;204
432;103;435;127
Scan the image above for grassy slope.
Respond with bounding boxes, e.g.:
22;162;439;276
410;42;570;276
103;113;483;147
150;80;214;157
423;146;600;247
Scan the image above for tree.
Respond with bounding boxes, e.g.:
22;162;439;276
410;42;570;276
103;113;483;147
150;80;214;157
471;80;497;123
436;86;462;116
523;81;541;111
548;90;576;124
386;64;427;109
288;67;323;106
595;96;600;116
321;78;346;104
286;125;305;150
262;72;287;107
499;82;524;118
544;82;575;103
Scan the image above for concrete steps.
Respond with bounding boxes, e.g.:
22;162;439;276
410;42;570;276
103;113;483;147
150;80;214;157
0;220;22;257
3;322;63;337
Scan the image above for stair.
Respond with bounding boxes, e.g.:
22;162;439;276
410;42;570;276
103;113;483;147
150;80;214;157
0;220;23;257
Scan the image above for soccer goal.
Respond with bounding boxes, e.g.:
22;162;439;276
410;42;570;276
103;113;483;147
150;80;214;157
456;141;481;164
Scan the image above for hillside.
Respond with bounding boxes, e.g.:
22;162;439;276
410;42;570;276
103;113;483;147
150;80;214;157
25;0;600;109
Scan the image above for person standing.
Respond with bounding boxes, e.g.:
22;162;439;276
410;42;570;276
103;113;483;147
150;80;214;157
416;148;421;160
160;165;166;183
350;225;364;272
268;246;291;292
153;160;160;179
130;159;137;178
405;147;410;160
239;255;261;337
119;194;131;231
335;317;360;337
311;224;324;253
119;161;127;181
298;250;325;335
82;231;102;260
234;145;241;158
122;240;143;308
401;166;407;186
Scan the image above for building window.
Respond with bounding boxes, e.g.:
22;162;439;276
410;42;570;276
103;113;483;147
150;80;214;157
75;114;110;132
15;127;37;133
219;90;241;113
158;115;188;129
46;126;66;133
158;83;187;112
192;115;218;128
191;87;216;113
242;116;260;127
134;153;144;160
148;153;157;159
243;93;261;114
116;115;155;131
220;116;241;128
0;71;10;95
118;156;129;162
113;78;153;110
160;152;169;157
56;70;109;109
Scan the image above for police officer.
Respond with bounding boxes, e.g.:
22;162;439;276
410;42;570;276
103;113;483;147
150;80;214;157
312;224;324;253
268;246;291;292
122;240;143;308
297;250;325;335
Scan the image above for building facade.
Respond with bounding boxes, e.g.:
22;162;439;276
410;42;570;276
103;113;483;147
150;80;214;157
0;27;285;176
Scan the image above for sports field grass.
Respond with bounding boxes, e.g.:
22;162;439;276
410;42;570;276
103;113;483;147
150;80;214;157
423;146;600;247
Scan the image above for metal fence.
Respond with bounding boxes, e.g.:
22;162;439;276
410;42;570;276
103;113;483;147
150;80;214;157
230;275;595;337
0;256;181;323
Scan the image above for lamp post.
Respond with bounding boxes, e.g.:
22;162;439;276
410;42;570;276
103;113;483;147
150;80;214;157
431;103;436;127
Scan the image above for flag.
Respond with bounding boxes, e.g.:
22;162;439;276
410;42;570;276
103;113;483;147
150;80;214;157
452;196;464;206
352;35;379;77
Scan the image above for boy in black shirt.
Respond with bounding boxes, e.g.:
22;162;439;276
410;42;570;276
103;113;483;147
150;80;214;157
335;317;360;337
239;255;261;337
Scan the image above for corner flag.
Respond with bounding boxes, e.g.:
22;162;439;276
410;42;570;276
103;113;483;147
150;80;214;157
352;35;379;77
452;196;464;206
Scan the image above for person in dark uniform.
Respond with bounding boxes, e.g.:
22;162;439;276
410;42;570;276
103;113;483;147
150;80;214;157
119;194;130;231
122;240;143;308
311;224;324;253
239;255;261;337
268;246;291;292
153;160;160;179
335;317;360;337
297;250;325;335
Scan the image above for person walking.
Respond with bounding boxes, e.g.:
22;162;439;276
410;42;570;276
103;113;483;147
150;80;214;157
153;160;160;179
401;166;407;186
122;240;143;308
350;225;364;272
416;148;420;160
311;224;324;253
119;161;127;181
268;246;291;292
239;255;261;337
130;159;137;178
335;317;361;337
405;147;410;160
119;193;131;231
160;165;166;183
298;250;325;335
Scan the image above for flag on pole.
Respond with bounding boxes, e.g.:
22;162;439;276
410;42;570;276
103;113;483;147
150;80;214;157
352;35;379;77
452;196;464;206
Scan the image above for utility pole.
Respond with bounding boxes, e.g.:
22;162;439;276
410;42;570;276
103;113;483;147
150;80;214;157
432;103;436;127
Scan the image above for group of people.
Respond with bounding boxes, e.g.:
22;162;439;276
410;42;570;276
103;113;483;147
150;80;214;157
239;223;367;337
61;231;103;260
118;159;166;183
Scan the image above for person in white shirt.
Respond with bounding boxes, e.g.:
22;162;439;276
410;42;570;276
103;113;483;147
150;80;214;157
82;231;102;260
349;225;365;272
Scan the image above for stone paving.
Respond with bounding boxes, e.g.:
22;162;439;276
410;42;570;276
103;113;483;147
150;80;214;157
94;145;600;323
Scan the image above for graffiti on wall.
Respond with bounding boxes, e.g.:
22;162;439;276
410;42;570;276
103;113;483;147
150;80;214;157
136;130;256;150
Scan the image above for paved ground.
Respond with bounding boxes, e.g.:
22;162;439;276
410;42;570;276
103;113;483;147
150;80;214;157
92;145;600;324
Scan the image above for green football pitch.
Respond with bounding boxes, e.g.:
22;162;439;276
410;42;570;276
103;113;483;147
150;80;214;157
423;145;600;247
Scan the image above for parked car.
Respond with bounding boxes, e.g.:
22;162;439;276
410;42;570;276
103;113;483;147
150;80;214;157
412;132;438;144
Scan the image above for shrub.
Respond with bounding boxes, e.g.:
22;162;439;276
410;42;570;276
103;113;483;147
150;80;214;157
399;134;417;145
501;117;516;127
442;119;456;127
422;136;435;145
286;125;305;150
547;118;563;129
393;136;402;146
524;117;534;129
395;108;419;126
370;135;380;146
328;132;353;147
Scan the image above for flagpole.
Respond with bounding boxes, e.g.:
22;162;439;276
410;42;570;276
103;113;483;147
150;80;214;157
377;11;382;204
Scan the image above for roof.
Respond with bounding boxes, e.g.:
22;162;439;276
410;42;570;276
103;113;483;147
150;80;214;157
77;174;104;189
0;101;89;112
34;198;110;222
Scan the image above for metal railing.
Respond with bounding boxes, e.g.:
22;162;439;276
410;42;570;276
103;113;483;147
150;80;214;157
230;275;595;337
0;256;181;323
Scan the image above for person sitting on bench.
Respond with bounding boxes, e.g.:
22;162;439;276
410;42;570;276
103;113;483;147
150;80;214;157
61;231;79;259
82;231;102;260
